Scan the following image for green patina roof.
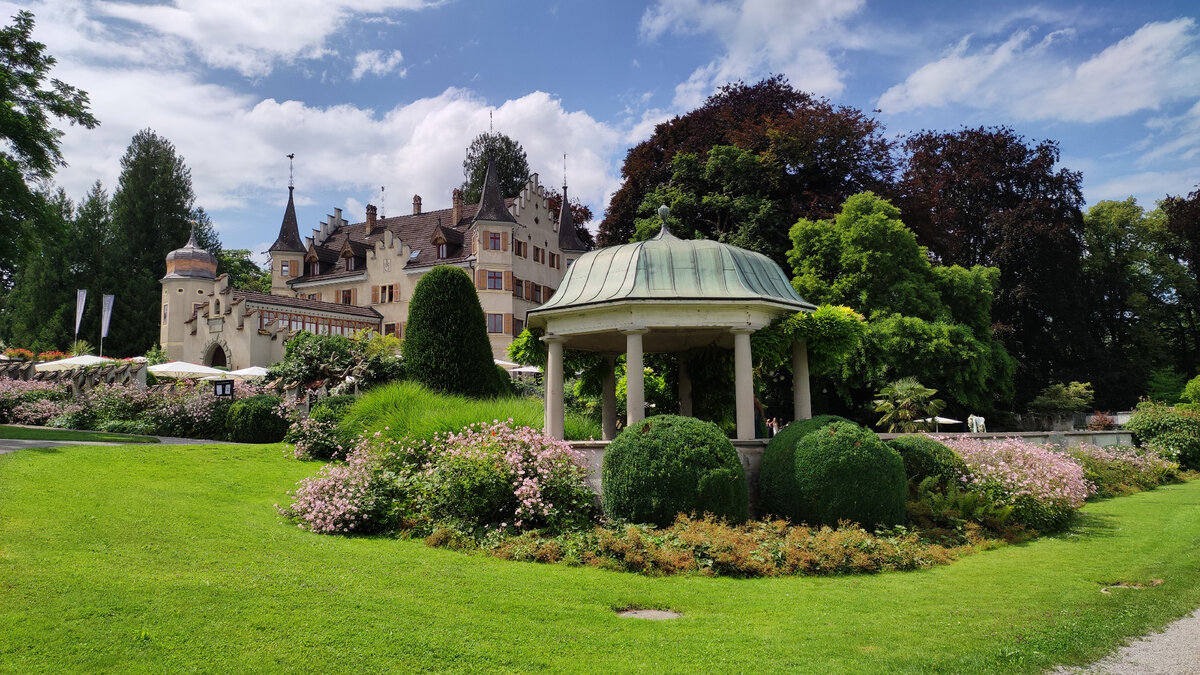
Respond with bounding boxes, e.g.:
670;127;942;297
529;226;815;316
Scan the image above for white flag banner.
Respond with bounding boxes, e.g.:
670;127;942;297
75;289;87;336
101;294;115;339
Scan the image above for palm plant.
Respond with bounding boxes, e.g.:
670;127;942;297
874;377;946;433
69;340;95;356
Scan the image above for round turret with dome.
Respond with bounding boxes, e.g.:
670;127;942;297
163;230;217;280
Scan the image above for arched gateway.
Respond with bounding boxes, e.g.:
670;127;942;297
526;207;817;441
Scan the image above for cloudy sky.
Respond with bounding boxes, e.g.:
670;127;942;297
9;0;1200;262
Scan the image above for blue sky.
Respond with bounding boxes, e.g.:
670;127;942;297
9;0;1200;263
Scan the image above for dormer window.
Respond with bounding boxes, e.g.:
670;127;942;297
438;243;448;259
347;257;356;271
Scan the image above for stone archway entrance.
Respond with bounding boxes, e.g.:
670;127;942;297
207;345;227;368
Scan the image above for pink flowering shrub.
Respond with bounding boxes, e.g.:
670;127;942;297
0;380;70;423
1066;443;1179;497
278;436;409;534
937;436;1094;533
423;420;596;535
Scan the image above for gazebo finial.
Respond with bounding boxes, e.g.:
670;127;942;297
655;204;676;240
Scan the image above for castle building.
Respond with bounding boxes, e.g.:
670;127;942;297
160;158;586;368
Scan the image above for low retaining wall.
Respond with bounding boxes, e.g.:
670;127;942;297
571;430;1134;518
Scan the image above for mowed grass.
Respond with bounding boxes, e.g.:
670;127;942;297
2;444;1200;673
340;380;601;443
0;424;159;444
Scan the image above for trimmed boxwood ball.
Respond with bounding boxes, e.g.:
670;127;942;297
602;414;748;527
403;266;509;399
788;422;907;528
226;394;287;443
886;435;967;485
759;414;852;520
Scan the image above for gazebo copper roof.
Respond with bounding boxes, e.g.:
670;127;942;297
528;225;814;320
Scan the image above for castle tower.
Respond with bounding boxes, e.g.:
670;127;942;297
268;185;307;295
160;231;218;361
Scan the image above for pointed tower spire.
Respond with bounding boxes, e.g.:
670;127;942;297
472;152;517;224
268;184;306;253
556;184;588;253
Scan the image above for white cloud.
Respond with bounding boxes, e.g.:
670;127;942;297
351;49;406;80
85;0;437;78
640;0;865;108
879;18;1200;123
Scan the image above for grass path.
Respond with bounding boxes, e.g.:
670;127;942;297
1;443;1199;673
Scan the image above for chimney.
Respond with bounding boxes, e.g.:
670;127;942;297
452;188;463;225
366;204;377;230
413;194;422;215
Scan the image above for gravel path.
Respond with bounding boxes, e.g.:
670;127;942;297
1053;609;1200;674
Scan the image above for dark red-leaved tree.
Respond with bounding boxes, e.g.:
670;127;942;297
598;75;894;246
899;126;1089;404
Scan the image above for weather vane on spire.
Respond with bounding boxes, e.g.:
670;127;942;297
563;153;568;188
380;185;386;218
286;153;295;189
489;110;493;132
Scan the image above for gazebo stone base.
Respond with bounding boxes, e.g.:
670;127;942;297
570;438;770;519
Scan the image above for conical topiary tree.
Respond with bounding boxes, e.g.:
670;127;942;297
403;265;509;398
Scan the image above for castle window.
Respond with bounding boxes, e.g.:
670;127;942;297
487;271;503;290
487;313;504;333
281;260;291;277
515;241;527;258
488;232;502;250
533;246;544;263
437;243;448;259
513;318;524;336
532;284;542;303
162;304;168;325
341;290;352;304
513;276;524;299
549;253;560;269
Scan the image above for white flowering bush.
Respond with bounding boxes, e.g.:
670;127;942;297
938;436;1094;533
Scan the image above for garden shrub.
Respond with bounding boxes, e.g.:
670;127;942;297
1125;401;1200;470
403;266;509;398
96;418;156;436
759;414;852;519
282;395;359;461
601;414;748;527
422;420;595;534
1066;443;1179;497
445;514;963;578
938;436;1093;533
226;394;288;443
783;422;906;528
0;380;70;423
279;438;410;535
886;434;967;486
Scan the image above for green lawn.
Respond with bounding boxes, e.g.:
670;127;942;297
2;443;1199;673
0;424;159;444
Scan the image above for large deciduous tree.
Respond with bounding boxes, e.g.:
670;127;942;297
0;10;98;290
460;131;531;203
899;126;1088;404
788;192;1014;412
599;75;895;247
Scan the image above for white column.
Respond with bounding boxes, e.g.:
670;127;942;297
542;334;567;439
732;327;755;440
623;327;649;427
793;338;812;421
602;356;617;440
678;359;693;417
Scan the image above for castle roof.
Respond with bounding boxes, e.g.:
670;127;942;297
163;231;218;280
472;155;518;225
268;187;306;253
556;185;588;254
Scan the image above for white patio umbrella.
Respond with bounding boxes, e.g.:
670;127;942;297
34;355;116;371
510;365;542;374
147;361;226;378
494;359;519;369
917;416;963;431
227;366;269;378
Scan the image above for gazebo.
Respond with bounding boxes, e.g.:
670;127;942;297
526;207;817;441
